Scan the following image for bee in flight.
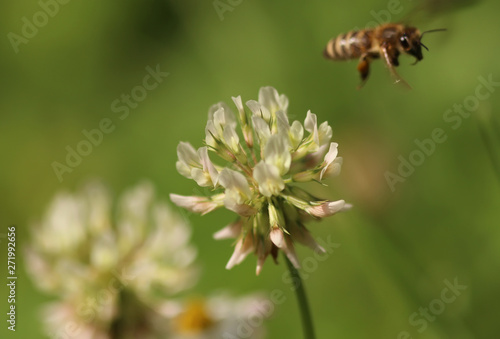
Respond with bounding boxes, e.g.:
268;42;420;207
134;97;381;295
323;24;446;88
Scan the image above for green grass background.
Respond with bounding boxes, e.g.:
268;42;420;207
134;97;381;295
1;0;499;338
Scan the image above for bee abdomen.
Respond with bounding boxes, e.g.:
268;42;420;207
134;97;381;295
324;30;373;60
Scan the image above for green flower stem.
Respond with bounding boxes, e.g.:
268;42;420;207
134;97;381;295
285;254;316;339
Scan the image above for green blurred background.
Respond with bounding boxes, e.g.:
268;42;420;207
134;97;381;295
1;0;500;338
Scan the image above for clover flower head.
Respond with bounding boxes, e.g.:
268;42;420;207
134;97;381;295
171;87;350;275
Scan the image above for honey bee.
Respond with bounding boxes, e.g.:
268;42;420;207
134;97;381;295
323;24;446;88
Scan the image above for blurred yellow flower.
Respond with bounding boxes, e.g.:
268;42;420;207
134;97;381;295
159;294;270;339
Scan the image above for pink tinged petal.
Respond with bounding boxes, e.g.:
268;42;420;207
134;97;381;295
169;194;221;215
242;124;254;148
256;257;265;276
282;236;301;268
255;237;272;275
253;161;285;197
226;235;255;270
231;204;257;217
307;200;348;218
292;226;325;253
342;203;353;210
270;227;285;248
213;221;243;240
264;134;291;175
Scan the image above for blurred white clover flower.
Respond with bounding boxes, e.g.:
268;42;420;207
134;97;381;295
41;301;111;339
26;181;198;338
171;86;351;275
158;293;269;339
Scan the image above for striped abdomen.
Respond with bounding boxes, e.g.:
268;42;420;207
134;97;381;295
324;30;373;60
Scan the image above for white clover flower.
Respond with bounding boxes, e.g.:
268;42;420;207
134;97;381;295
158;294;269;339
171;87;350;275
26;181;198;337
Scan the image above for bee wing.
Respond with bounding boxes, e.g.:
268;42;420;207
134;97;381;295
380;45;412;89
411;0;481;22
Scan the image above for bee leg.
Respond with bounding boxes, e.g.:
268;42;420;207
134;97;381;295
356;55;371;89
391;55;400;67
380;44;411;89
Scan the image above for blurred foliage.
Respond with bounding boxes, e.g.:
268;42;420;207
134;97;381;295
1;0;499;338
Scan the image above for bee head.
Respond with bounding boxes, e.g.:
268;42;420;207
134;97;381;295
399;27;424;61
400;27;447;63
